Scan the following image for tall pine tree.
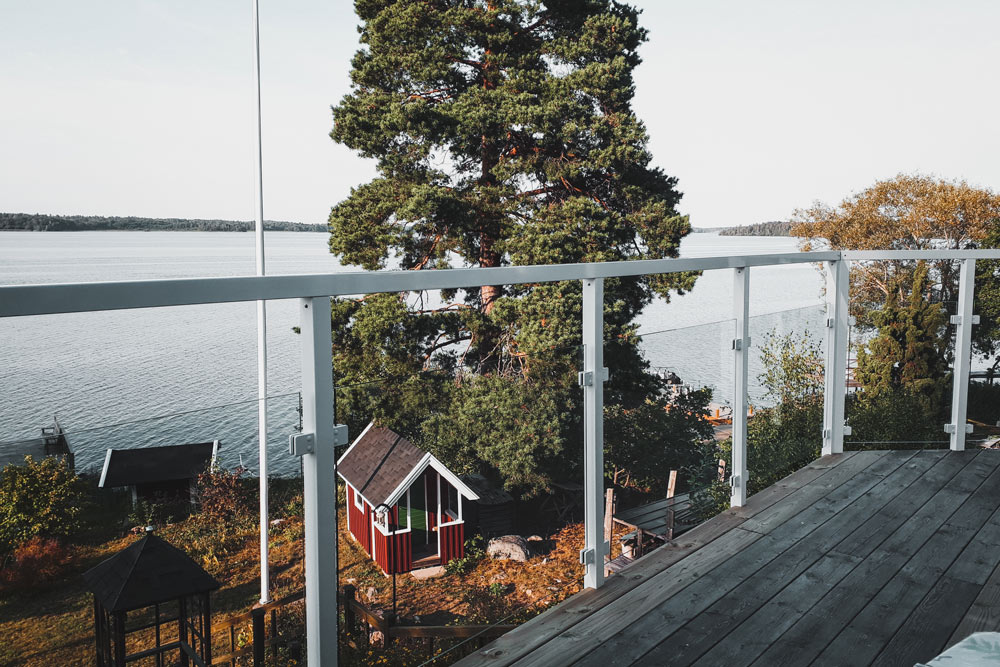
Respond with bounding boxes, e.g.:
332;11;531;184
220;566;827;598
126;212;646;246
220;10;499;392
329;0;699;495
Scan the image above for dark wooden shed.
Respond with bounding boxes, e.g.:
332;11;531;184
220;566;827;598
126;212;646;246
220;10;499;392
461;473;516;537
83;532;219;666
98;441;218;506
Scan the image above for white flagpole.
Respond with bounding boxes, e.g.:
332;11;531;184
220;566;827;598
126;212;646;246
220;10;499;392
252;0;270;605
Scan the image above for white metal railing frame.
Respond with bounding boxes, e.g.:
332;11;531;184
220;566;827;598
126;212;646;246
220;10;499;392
3;247;1000;665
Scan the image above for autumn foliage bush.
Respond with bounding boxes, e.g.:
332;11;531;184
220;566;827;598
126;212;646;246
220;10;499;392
195;465;255;523
0;537;70;592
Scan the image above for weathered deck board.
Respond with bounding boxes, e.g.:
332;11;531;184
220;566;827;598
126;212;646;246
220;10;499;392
463;450;894;667
590;450;926;666
752;449;995;667
455;450;1000;667
871;498;1000;665
694;449;962;667
456;452;863;666
682;449;950;667
571;451;915;667
949;553;1000;645
812;454;1000;666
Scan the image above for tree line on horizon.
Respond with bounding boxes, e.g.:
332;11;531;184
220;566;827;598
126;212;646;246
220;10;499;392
0;212;326;233
716;220;794;236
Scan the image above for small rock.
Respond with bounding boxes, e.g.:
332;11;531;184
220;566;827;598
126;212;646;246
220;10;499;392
410;565;445;580
525;589;533;596
487;535;533;562
369;630;385;646
526;535;543;542
542;557;548;564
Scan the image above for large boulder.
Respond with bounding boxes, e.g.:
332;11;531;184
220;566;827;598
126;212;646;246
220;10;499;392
487;535;532;562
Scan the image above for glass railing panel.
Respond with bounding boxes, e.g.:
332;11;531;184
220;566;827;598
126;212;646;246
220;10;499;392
965;254;999;449
844;259;955;451
745;305;827;494
604;262;737;539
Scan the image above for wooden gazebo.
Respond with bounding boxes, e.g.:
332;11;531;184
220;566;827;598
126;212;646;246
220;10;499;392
82;532;220;666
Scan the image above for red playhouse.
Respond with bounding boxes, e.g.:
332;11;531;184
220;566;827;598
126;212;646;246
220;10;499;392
337;423;480;573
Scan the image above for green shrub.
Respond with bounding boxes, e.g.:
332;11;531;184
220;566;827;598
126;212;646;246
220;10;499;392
845;388;948;450
444;534;485;576
0;456;90;556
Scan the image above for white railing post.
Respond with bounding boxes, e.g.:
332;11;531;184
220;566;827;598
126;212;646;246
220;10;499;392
581;278;608;589
731;267;750;507
947;259;977;451
823;259;850;456
298;297;338;666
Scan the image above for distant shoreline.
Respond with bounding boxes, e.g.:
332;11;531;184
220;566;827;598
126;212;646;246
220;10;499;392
693;221;793;236
0;213;327;233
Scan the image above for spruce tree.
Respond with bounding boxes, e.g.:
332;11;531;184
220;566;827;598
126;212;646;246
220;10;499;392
854;263;950;402
329;0;699;495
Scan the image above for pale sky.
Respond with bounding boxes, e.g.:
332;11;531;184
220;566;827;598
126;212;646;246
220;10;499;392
1;1;998;228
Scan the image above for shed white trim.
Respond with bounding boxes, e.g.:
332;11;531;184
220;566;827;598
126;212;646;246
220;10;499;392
98;448;113;488
382;453;479;508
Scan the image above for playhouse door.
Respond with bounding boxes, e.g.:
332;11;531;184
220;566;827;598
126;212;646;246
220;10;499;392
410;474;436;561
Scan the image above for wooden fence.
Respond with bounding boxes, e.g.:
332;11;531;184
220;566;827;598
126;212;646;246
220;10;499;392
210;591;304;666
210;585;516;665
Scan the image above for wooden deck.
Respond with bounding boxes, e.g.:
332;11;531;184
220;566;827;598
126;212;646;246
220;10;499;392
457;449;1000;666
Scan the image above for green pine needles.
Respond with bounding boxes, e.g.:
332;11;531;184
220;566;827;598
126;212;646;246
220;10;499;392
329;1;703;496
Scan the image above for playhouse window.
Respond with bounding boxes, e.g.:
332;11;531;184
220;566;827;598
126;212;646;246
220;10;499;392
352;487;364;511
443;483;460;520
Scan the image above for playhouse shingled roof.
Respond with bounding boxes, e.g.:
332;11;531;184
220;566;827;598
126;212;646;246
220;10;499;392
337;423;479;507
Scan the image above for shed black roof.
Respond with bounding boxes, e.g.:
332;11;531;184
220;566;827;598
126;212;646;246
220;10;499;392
99;441;216;488
82;533;219;612
337;426;425;507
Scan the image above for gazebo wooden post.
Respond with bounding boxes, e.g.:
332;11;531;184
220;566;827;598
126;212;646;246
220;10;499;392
154;602;162;667
178;597;189;667
202;591;213;664
112;611;127;667
93;599;103;665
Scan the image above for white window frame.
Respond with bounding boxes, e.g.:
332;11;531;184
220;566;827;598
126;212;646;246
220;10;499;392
373;488;413;536
438;476;463;527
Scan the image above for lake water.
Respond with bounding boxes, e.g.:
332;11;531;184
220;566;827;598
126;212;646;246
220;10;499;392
0;231;823;475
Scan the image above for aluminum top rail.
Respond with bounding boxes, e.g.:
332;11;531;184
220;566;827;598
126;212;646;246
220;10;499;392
1;251;844;317
5;249;999;319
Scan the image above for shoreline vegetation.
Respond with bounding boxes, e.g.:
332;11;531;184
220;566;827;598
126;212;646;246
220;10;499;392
0;212;326;233
693;221;793;236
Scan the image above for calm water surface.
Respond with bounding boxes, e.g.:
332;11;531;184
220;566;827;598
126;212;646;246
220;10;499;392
0;231;822;475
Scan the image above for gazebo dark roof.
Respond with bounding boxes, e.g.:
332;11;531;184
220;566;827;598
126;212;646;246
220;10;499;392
82;533;219;612
338;426;425;507
99;441;217;488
